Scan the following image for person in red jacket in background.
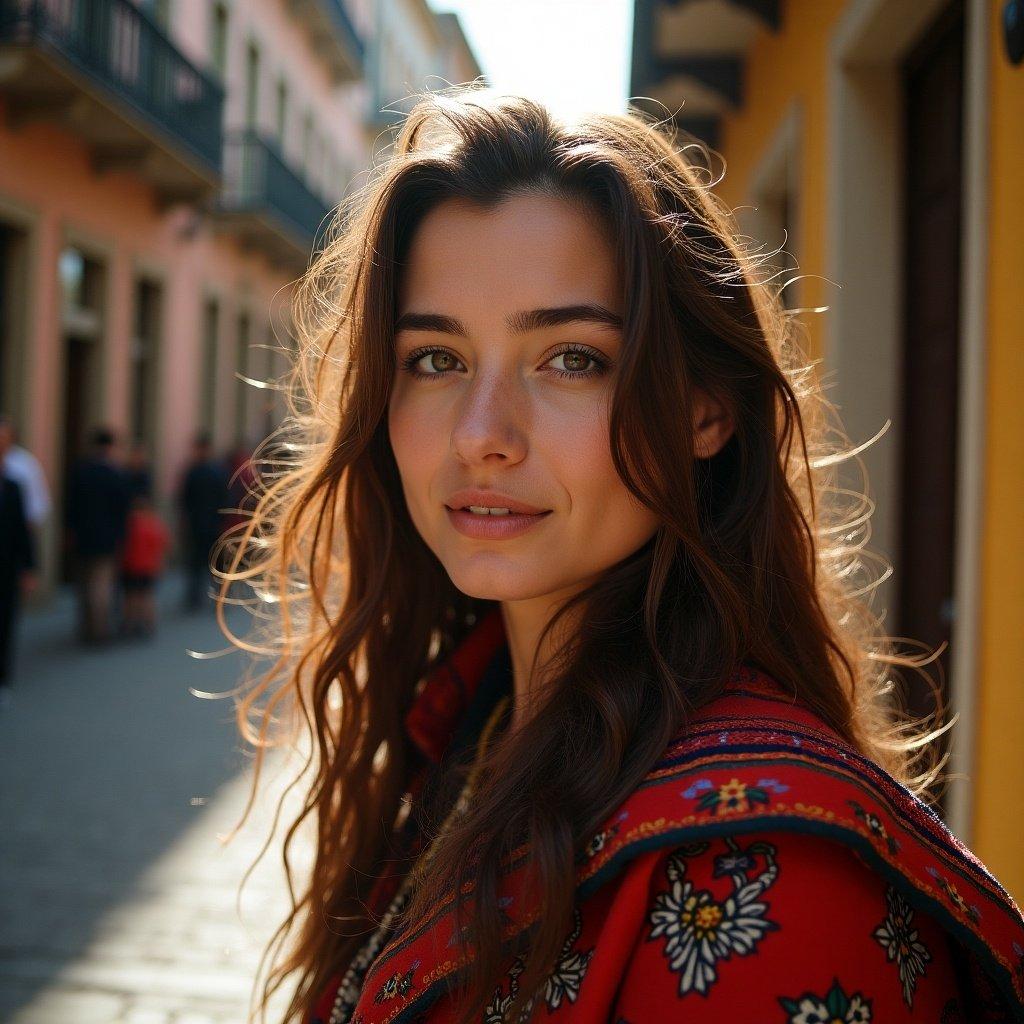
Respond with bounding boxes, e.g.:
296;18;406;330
118;490;170;639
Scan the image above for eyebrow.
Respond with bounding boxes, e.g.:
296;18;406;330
393;303;623;337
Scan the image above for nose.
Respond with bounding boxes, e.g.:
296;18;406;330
450;372;529;467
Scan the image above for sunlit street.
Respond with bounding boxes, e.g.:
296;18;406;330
0;576;308;1024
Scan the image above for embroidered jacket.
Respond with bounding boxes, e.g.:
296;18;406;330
310;607;1024;1024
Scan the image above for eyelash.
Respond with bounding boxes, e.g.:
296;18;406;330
399;344;611;381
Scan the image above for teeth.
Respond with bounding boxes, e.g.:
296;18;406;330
466;505;512;516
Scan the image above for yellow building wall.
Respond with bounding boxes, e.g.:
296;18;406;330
973;1;1024;900
713;0;846;364
709;0;1023;900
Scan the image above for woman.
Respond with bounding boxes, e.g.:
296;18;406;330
215;87;1024;1024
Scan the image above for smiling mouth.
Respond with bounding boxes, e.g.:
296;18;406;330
445;505;548;517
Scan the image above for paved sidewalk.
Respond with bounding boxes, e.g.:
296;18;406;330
0;573;312;1024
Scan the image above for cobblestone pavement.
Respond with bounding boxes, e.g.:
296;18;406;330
0;574;313;1024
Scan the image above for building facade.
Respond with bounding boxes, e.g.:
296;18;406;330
0;0;481;586
631;0;1023;900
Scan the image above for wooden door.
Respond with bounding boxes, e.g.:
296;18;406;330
898;0;964;813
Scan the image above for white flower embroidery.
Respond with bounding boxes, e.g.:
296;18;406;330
328;884;413;1023
786;991;872;1023
543;909;594;1010
872;885;932;1007
484;908;594;1021
779;978;874;1022
647;835;780;996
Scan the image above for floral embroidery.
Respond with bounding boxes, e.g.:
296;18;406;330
848;799;900;855
579;811;629;862
329;883;414;1023
483;908;594;1021
926;867;982;923
778;977;873;1023
483;958;528;1024
703;777;766;815
645;835;780;996
372;960;419;1005
871;884;932;1007
683;776;788;816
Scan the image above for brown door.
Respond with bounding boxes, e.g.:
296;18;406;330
61;336;95;584
0;222;29;424
897;0;964;815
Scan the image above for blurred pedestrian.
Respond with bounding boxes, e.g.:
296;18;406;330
118;490;170;639
218;445;257;588
114;441;154;626
0;422;38;709
176;433;230;612
123;440;154;504
0;413;52;530
224;444;257;532
64;427;131;645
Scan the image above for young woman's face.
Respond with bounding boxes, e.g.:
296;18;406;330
388;191;661;605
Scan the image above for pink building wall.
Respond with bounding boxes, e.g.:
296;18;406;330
0;0;374;592
0;0;480;596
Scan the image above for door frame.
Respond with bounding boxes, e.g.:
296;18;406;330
825;0;990;841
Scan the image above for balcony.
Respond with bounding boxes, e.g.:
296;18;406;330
286;0;364;83
216;129;332;270
0;0;223;205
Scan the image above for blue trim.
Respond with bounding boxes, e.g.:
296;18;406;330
649;733;1015;906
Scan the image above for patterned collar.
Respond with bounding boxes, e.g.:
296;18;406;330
401;610;769;766
403;606;508;765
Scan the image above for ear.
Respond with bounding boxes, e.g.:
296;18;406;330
692;388;735;459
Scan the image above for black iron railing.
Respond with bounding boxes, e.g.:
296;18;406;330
222;130;331;251
0;0;223;173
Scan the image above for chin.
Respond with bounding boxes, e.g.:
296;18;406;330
444;560;557;603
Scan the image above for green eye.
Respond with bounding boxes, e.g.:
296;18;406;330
399;345;610;381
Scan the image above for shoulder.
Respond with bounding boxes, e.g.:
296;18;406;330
604;828;966;1021
572;666;1024;1017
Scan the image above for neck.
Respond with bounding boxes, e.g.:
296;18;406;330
499;591;582;734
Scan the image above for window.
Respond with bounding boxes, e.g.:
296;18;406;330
200;298;219;438
210;2;228;79
301;109;314;175
310;131;321;192
275;77;289;149
245;42;260;129
131;279;162;450
235;311;251;447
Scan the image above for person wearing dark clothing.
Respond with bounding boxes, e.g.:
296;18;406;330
0;472;37;703
177;434;231;612
64;427;131;645
123;442;154;504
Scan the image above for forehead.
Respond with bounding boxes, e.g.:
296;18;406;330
397;192;621;316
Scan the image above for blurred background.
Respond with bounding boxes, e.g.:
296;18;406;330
0;0;1020;1021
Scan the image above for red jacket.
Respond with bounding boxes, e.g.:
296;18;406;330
311;608;1024;1023
120;509;170;577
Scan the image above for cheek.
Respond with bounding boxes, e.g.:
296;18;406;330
549;406;660;546
387;396;437;506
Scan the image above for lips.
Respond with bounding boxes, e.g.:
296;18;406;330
445;505;552;539
445;489;550;516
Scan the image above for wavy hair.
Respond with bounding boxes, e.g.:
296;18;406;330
212;84;951;1024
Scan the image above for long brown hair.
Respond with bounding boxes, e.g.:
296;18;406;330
213;84;950;1024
